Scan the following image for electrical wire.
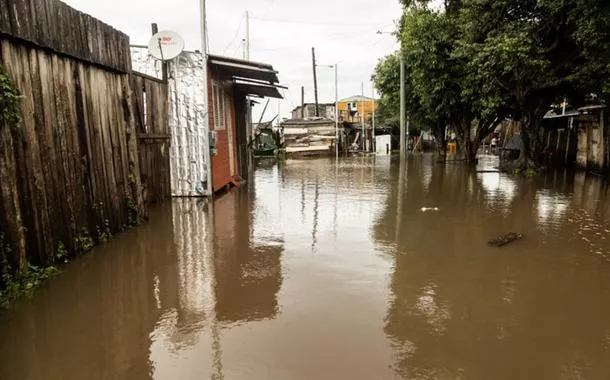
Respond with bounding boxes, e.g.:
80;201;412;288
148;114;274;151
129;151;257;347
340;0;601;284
221;14;246;55
261;0;276;20
251;16;384;27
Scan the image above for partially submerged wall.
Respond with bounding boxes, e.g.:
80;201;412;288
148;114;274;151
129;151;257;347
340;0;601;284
0;0;145;271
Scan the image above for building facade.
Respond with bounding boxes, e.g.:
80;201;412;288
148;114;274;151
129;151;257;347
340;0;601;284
337;95;377;124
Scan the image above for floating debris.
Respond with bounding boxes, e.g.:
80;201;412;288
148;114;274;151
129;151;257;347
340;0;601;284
488;233;524;247
421;207;440;212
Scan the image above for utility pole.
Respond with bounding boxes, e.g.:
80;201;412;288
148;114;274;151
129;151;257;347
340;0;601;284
399;55;406;157
335;64;339;158
245;11;250;60
361;81;365;151
200;0;213;190
371;83;375;153
312;47;320;117
301;86;305;118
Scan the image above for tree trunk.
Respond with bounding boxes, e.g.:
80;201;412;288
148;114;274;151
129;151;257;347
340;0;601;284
516;113;543;172
458;121;479;164
433;126;446;161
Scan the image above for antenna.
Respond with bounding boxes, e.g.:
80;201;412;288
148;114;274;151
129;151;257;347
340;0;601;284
148;30;185;61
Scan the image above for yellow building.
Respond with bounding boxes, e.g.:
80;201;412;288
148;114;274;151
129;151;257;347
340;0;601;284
337;95;378;124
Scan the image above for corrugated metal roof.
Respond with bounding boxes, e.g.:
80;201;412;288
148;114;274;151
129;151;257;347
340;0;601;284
338;95;376;102
208;54;280;84
235;82;283;99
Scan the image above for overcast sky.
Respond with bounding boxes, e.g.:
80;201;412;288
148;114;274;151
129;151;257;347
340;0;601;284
63;0;402;121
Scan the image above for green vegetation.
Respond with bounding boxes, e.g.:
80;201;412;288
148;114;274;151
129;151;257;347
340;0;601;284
373;0;610;168
96;219;112;243
0;67;21;130
74;228;94;255
126;196;140;227
56;241;68;263
126;174;141;227
0;233;58;309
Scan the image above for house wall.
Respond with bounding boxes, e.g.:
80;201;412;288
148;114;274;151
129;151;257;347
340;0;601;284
208;71;238;193
337;99;377;123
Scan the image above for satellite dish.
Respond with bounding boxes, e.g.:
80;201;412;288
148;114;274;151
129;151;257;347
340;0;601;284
148;30;185;61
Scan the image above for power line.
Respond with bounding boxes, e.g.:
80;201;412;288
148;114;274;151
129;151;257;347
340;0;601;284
251;16;385;27
261;0;276;20
254;29;379;53
222;14;246;55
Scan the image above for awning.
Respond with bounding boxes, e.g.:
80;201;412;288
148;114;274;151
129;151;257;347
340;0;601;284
208;54;284;99
208;54;280;84
235;82;283;99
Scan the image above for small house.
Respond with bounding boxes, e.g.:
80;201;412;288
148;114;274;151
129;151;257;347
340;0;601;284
207;55;284;193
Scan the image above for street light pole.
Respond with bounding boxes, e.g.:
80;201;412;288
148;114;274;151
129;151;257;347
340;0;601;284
335;64;339;159
400;55;406;157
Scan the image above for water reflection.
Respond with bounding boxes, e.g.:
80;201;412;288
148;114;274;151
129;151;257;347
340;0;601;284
214;191;283;324
379;155;610;379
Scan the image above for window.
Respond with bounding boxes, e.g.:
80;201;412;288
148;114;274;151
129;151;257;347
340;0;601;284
213;81;226;130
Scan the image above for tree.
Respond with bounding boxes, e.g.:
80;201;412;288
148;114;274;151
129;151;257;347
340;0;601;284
457;0;610;169
372;54;401;130
378;0;609;168
399;6;503;161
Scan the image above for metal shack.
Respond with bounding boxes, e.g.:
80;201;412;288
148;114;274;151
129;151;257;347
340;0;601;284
131;48;283;196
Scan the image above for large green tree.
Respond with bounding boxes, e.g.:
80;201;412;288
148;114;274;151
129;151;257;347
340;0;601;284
458;0;610;168
375;0;609;168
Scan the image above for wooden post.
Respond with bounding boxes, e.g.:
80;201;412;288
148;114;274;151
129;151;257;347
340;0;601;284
301;86;305;119
312;47;319;117
151;23;168;82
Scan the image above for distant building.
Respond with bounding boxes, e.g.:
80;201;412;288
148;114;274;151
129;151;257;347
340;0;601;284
281;118;337;156
337;95;378;124
292;103;336;120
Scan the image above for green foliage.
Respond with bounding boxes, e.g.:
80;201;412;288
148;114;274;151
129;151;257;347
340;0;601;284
375;0;609;165
96;219;112;243
1;233;58;309
56;241;68;263
372;53;401;129
74;228;94;255
126;196;140;227
0;67;21;131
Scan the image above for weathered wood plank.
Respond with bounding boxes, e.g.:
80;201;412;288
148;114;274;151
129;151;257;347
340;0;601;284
1;0;131;72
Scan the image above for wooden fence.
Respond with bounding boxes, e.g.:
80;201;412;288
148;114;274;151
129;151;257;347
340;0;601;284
0;0;150;271
132;73;171;204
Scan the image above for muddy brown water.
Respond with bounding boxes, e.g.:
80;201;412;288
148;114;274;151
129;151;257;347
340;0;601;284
2;155;610;380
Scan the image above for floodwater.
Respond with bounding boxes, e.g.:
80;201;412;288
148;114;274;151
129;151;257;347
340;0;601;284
2;155;610;380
